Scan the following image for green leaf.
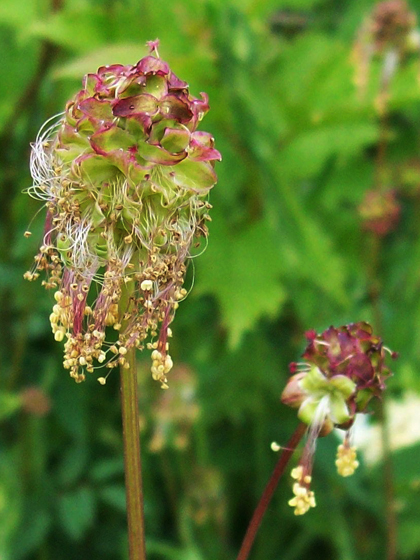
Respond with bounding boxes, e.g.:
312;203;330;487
57;444;88;485
28;9;110;53
0;0;37;28
11;509;51;560
196;214;287;347
279;122;378;180
58;487;96;540
98;485;126;512
0;391;21;421
54;43;148;79
90;458;124;482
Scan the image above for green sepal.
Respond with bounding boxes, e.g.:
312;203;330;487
73;155;121;184
329;375;356;399
137;142;187;164
144;75;168;99
165;159;217;192
91;126;135;153
329;393;351;424
297;397;320;425
161;126;190;153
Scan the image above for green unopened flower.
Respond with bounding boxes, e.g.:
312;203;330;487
24;40;221;386
297;366;356;426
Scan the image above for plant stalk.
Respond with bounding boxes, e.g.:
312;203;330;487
236;422;306;560
120;348;147;560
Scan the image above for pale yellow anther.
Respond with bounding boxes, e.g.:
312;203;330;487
164;355;173;372
119;346;127;355
288;466;316;515
141;279;153;291
49;313;58;324
54;329;65;342
271;441;281;452
54;291;63;302
291;466;303;480
79;356;87;366
24;231;32;238
336;444;359;477
98;352;106;363
97;377;106;385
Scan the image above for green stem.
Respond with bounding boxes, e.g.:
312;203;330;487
120;348;147;560
236;422;306;560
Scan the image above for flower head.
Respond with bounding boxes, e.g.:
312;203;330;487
24;42;220;385
281;322;396;514
353;1;418;104
359;189;400;236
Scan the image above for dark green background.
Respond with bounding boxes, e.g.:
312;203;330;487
1;0;420;558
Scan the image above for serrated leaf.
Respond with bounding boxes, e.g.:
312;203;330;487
196;215;286;347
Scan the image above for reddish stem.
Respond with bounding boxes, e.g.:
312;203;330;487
236;422;306;560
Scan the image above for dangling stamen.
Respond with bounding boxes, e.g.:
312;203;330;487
336;432;359;477
288;465;316;516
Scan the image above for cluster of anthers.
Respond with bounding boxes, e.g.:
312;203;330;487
288;465;316;516
280;322;396;515
24;40;220;386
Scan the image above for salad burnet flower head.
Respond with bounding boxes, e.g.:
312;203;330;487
24;40;220;386
281;322;397;515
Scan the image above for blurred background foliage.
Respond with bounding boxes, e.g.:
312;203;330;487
2;0;420;558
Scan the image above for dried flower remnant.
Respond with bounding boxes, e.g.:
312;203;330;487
353;0;419;103
359;189;400;236
185;466;226;527
148;364;200;452
21;386;51;417
24;41;220;386
281;322;397;515
371;0;417;52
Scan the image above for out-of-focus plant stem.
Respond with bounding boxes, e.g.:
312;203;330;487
236;422;306;560
120;348;147;560
369;90;397;560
